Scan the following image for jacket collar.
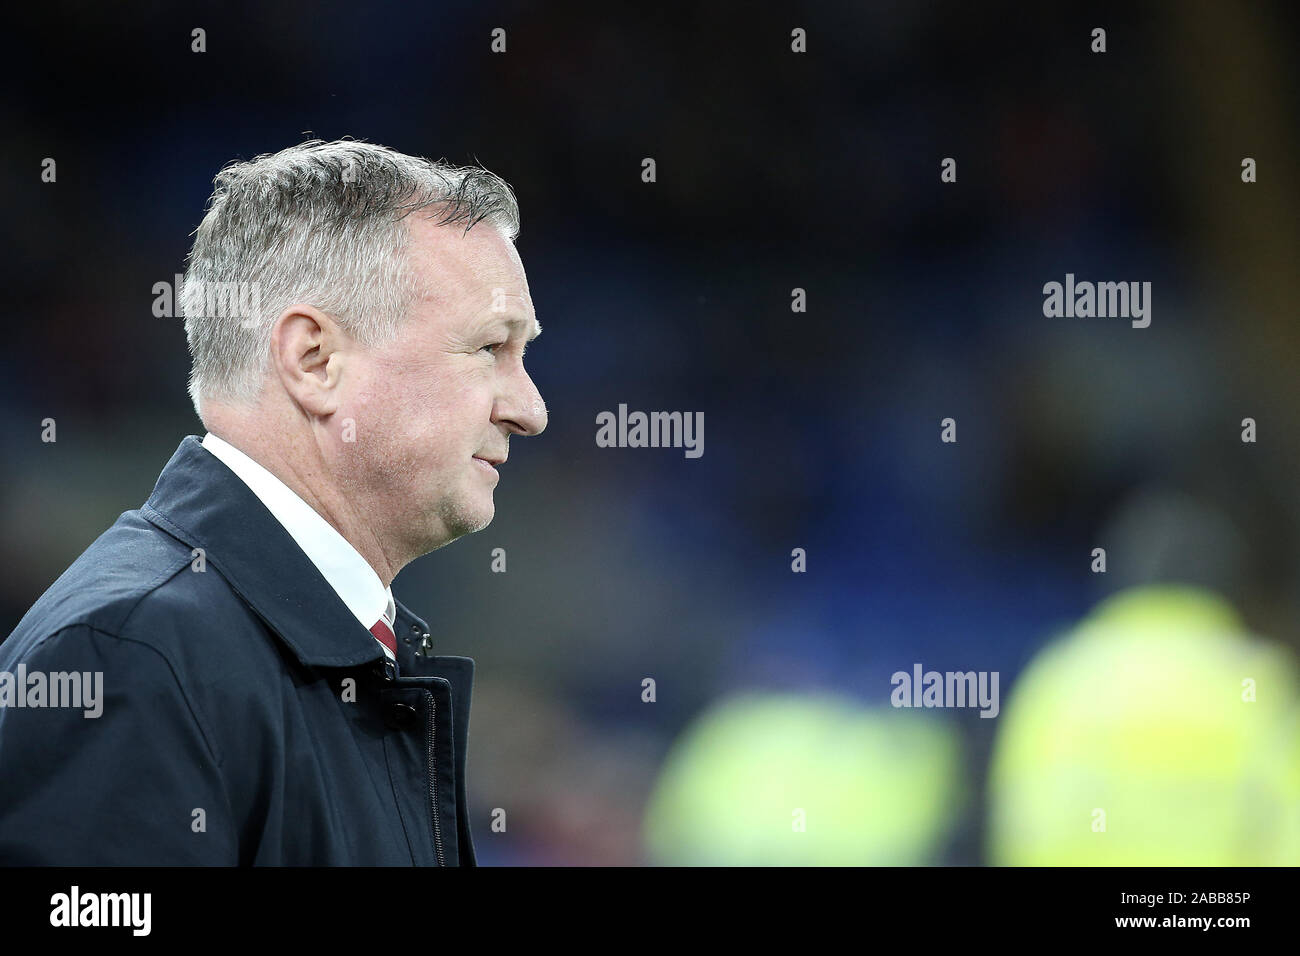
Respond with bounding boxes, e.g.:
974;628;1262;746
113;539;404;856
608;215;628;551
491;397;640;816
141;435;429;668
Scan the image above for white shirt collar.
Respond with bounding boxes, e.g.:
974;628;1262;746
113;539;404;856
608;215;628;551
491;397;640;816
201;432;396;656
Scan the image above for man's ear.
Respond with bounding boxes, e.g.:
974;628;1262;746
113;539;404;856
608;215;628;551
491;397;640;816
269;304;347;416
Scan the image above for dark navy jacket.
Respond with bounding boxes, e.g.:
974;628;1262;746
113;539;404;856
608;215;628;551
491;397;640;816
0;436;477;865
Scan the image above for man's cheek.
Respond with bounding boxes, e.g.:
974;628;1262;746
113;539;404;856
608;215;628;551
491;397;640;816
418;438;465;480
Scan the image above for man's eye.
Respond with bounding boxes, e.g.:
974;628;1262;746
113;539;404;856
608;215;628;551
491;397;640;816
480;342;505;356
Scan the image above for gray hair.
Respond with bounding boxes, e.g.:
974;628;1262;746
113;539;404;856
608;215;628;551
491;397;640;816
181;138;520;418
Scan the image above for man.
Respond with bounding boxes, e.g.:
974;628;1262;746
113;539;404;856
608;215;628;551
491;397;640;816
0;139;547;864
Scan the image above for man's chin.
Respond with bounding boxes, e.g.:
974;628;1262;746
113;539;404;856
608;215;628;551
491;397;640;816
445;499;495;539
415;509;492;557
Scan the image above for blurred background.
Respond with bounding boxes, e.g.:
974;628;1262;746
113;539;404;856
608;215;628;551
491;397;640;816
2;0;1299;864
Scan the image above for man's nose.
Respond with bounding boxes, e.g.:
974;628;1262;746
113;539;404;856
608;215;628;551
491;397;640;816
499;370;547;437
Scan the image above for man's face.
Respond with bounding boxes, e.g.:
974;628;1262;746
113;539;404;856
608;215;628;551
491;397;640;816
334;215;546;558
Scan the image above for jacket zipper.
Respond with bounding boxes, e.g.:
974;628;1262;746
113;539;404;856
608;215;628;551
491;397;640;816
426;692;446;866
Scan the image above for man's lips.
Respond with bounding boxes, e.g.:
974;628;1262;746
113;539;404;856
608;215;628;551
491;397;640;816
473;455;504;477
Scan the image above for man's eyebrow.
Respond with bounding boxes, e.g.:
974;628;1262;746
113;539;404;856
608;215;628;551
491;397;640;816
501;315;542;340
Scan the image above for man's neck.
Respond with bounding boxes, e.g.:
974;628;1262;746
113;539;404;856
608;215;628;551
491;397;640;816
204;421;399;588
